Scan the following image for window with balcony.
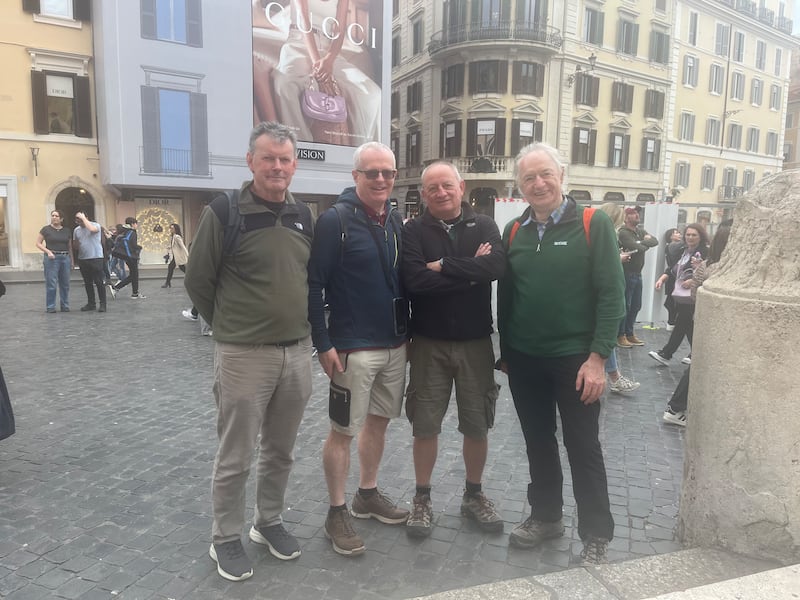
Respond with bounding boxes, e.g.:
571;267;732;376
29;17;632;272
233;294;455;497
751;78;763;105
715;23;730;57
727;123;742;149
571;127;597;165
23;0;91;21
766;131;778;155
730;72;744;101
644;89;664;119
512;62;544;96
769;84;781;110
742;169;755;190
650;30;669;65
679;112;695;141
611;82;634;113
732;31;745;62
705;117;721;145
640;137;660;171
141;85;208;175
722;167;737;188
746;127;760;152
443;0;468;41
701;165;716;190
617;20;639;56
709;64;724;95
756;40;766;71
683;55;698;87
688;12;698;46
575;73;600;107
674;162;690;187
517;0;547;26
31;71;92;137
466;118;506;156
511;119;542;156
468;61;508;94
440;120;462;157
407;81;422;112
774;48;783;77
406;130;421;166
471;0;510;29
412;19;424;55
441;64;465;98
141;0;202;47
390;91;399;119
608;133;630;168
584;7;604;45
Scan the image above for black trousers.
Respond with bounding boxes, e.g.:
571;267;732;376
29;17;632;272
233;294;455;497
505;347;614;541
165;260;185;285
668;367;691;413
660;302;695;358
115;258;140;294
78;258;107;306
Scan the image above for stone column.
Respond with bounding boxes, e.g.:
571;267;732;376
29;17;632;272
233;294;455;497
678;171;800;564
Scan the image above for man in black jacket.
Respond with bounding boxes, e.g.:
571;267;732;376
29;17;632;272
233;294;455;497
109;217;145;299
401;161;506;538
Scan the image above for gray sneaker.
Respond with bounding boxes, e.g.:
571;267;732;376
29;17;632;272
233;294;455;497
406;494;432;538
580;536;609;564
351;490;409;524
460;492;503;533
209;540;253;581
249;523;301;560
325;509;365;556
509;515;564;548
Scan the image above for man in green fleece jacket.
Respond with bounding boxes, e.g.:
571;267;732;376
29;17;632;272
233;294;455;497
497;142;624;565
185;122;314;582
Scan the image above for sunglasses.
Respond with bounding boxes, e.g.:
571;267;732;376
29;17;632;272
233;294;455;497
356;169;397;180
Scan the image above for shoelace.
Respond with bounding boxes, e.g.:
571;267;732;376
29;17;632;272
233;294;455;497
411;497;431;524
336;511;357;536
581;539;607;562
220;541;246;560
469;494;498;519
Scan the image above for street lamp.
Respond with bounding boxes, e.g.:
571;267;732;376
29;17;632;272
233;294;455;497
30;146;40;176
566;52;597;87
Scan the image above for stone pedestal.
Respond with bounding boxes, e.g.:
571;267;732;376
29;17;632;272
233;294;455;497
678;171;800;564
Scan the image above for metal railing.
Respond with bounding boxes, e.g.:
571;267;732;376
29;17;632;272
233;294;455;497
429;21;562;56
718;185;745;201
139;147;211;176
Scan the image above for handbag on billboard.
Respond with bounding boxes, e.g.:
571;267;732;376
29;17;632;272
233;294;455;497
302;77;350;145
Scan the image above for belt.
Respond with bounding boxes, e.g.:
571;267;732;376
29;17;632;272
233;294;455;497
274;339;300;347
52;251;70;254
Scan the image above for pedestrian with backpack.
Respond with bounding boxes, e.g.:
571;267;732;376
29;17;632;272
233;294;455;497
184;122;314;582
109;217;145;299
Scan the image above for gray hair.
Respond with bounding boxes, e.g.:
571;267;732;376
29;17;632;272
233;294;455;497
421;160;462;183
249;121;297;154
514;142;564;183
353;141;395;170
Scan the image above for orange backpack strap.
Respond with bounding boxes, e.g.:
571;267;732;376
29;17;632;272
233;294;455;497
582;206;595;247
508;220;521;247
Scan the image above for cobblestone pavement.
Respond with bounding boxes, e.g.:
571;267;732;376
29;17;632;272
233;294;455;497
0;278;692;599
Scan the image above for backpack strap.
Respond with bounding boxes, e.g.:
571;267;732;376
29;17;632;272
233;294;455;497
331;203;348;264
209;189;243;257
508;220;521;247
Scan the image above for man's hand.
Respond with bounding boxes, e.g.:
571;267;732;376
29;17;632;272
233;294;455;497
474;242;491;257
318;348;343;379
575;352;606;404
426;259;442;272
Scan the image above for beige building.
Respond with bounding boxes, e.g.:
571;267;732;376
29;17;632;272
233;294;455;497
390;0;793;229
0;0;120;271
783;36;800;171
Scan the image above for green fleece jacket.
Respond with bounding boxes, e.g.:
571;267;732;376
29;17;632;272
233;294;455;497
184;182;314;344
498;199;625;359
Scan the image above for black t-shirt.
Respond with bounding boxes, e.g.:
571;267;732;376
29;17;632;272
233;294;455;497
39;225;72;252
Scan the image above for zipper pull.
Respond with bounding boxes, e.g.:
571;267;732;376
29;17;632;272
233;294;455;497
536;242;541;253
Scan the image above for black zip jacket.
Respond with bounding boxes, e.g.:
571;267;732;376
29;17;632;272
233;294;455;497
402;202;505;341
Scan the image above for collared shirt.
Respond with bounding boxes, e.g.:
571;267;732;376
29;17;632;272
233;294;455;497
361;202;387;227
521;196;569;240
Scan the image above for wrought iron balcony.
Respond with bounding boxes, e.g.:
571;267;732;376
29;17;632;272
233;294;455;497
758;7;775;25
734;0;756;16
718;185;745;201
140;146;211;176
429;21;562;57
777;16;793;33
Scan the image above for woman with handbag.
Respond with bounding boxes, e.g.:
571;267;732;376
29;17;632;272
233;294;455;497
269;0;380;146
649;223;710;366
162;223;189;288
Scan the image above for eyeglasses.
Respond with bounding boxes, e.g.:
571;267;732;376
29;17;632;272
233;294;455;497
356;169;397;180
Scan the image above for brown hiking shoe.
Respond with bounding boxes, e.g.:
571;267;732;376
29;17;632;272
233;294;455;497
460;492;503;533
351;490;409;524
617;335;633;348
580;536;609;564
324;509;365;556
406;494;433;538
509;515;564;548
626;334;645;346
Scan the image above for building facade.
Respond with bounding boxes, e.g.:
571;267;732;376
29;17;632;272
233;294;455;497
390;0;794;228
1;0;391;271
0;0;107;271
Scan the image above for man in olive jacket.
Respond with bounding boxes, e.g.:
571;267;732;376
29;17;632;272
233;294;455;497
185;122;314;582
